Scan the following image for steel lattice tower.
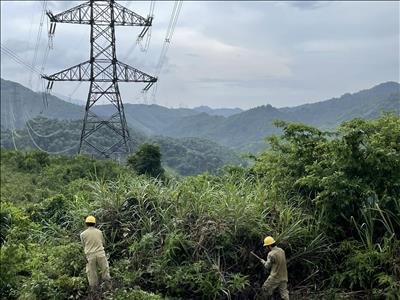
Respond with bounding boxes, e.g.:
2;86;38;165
42;0;157;158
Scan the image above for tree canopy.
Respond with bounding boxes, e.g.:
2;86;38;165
127;143;165;179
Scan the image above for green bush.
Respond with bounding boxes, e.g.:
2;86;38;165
104;288;167;300
127;143;165;179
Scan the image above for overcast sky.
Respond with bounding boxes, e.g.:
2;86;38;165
1;1;399;109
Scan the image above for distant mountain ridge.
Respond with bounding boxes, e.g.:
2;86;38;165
1;78;398;153
280;81;400;128
193;106;243;117
158;82;399;152
92;104;199;136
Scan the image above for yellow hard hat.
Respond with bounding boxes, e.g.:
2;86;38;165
263;236;276;246
85;215;96;223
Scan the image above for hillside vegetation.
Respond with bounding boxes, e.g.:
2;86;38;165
2;78;398;153
1;114;399;299
0;79;84;129
159;83;399;152
0;117;245;176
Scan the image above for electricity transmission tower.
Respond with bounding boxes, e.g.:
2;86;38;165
42;0;157;158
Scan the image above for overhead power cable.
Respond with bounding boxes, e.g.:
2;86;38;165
155;1;182;76
25;123;80;154
138;0;156;52
122;0;156;61
6;91;18;150
1;44;50;113
36;37;51;91
1;44;42;75
2;47;63;144
20;76;69;140
132;1;182;105
22;109;63;138
35;0;53;107
29;0;47;87
150;0;183;102
14;85;79;154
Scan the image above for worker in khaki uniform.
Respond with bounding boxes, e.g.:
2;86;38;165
260;236;289;300
80;216;111;296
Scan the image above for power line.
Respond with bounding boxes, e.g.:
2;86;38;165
5;89;18;151
35;1;53;99
151;1;183;102
36;37;51;92
9;85;21;151
122;0;156;61
1;44;42;75
131;1;182;105
155;1;182;76
13;0;53;118
20;78;70;139
29;0;47;88
2;47;70;148
23;109;63;138
25;122;80;155
138;0;156;53
1;43;50;117
13;84;79;154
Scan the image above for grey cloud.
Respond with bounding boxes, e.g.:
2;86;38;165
1;1;399;109
197;78;280;89
185;53;200;58
47;1;81;12
2;39;33;55
286;1;330;10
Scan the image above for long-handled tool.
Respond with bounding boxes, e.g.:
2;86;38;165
250;251;265;262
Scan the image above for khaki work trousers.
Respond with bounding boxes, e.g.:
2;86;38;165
86;253;111;287
262;276;289;300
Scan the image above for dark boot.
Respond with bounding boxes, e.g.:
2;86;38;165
88;285;101;300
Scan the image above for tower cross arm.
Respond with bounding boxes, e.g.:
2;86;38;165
113;2;153;26
47;2;92;25
42;61;91;82
116;61;157;83
47;1;152;27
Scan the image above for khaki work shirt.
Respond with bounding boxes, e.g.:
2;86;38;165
264;246;288;281
80;227;106;257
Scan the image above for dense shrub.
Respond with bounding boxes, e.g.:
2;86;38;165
127;143;165;179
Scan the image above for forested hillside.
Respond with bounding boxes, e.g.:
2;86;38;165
281;81;400;128
1;114;399;299
0;117;245;176
159;82;399;152
92;104;199;136
2;78;398;153
0;79;84;129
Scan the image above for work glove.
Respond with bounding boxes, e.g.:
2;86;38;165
261;259;267;267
